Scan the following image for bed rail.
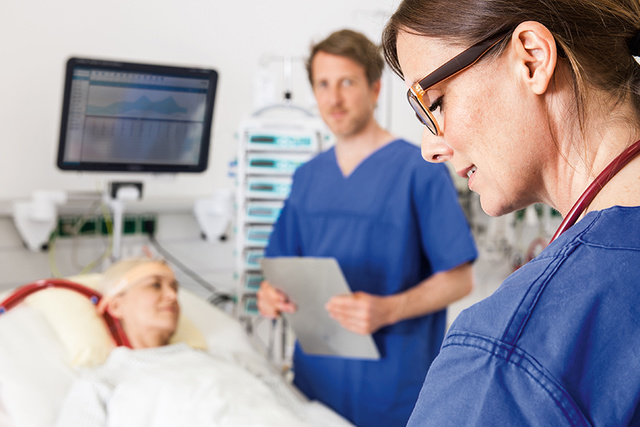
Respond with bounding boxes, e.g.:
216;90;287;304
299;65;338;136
0;279;131;347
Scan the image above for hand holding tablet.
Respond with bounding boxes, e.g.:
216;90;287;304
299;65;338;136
261;257;380;360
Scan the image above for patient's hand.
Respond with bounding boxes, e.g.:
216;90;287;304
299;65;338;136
325;292;394;335
257;281;297;319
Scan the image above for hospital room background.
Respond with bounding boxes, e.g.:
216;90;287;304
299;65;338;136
0;0;560;365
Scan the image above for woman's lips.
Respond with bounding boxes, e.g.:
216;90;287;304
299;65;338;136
457;165;477;179
458;165;477;190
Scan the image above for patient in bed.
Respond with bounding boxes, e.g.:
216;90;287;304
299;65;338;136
54;257;341;427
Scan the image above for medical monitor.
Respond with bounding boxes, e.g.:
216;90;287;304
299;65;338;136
57;57;218;173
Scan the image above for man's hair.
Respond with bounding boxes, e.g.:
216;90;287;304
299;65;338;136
306;29;384;86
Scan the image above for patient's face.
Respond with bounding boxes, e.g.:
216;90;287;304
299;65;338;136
112;262;180;344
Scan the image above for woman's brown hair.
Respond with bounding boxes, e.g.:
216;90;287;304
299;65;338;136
382;0;640;122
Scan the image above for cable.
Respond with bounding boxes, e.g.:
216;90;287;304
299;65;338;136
209;293;234;306
47;230;63;278
145;231;233;307
75;202;114;274
47;201;114;277
69;200;102;269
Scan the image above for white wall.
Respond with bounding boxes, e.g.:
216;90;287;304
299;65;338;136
0;0;424;207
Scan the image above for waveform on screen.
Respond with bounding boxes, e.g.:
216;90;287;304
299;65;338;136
87;96;188;116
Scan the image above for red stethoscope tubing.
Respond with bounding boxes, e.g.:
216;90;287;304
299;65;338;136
549;139;640;243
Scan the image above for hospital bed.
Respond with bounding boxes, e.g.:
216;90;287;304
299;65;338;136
0;274;353;427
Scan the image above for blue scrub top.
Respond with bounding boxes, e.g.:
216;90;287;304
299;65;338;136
409;206;640;426
266;140;478;427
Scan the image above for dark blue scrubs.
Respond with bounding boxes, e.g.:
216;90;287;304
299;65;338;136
409;206;640;426
265;139;478;427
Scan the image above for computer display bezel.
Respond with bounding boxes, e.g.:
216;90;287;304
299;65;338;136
57;57;218;173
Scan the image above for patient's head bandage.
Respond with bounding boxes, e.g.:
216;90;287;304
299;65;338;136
97;258;174;314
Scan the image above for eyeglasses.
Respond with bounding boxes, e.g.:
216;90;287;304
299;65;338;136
407;32;510;136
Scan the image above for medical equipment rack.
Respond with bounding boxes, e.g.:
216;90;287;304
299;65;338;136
234;115;324;323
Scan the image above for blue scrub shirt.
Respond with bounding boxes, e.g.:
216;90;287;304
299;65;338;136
409;206;640;426
266;140;478;427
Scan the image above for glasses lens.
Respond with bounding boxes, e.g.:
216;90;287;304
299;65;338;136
407;92;437;135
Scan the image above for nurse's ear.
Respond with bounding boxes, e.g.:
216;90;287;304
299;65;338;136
509;21;558;95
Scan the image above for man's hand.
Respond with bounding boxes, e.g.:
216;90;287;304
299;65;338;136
325;291;395;335
256;280;297;319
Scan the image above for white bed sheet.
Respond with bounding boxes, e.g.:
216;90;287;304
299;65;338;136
0;280;353;427
57;344;335;427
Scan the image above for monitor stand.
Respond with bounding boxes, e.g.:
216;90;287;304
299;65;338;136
104;182;143;260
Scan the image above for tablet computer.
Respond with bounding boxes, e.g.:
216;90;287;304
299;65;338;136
260;257;380;360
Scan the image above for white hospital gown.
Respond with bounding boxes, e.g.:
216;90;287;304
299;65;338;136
54;343;319;427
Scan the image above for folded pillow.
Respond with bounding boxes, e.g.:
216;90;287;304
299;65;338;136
0;294;75;427
25;274;207;367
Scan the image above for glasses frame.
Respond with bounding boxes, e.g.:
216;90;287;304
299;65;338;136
407;32;510;136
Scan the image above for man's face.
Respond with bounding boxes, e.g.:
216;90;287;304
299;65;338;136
311;51;380;139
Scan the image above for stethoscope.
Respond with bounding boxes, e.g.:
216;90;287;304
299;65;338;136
549;138;640;243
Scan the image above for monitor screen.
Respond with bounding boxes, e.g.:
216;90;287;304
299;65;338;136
57;57;218;173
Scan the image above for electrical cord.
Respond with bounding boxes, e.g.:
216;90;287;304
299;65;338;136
143;225;234;307
69;201;102;270
77;202;114;274
47;201;114;277
47;231;63;278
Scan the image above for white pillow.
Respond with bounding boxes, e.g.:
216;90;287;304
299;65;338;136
0;295;75;427
177;286;260;357
24;275;207;367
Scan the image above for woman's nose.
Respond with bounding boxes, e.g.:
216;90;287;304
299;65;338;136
421;128;453;163
163;286;178;301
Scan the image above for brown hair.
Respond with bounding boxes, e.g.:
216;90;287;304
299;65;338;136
382;0;640;122
306;29;384;86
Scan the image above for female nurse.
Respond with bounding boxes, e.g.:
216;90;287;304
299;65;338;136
382;0;640;425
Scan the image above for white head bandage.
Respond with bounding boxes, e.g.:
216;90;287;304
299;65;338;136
97;258;173;314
